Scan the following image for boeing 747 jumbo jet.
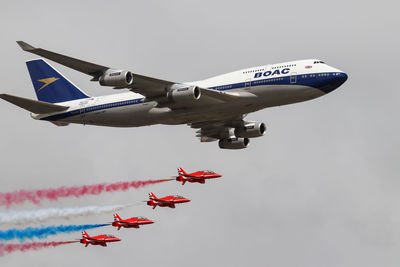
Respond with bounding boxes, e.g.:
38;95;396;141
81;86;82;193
0;41;348;149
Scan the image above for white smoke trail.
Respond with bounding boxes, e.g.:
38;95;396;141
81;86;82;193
0;203;136;225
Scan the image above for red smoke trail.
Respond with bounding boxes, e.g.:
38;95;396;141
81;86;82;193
0;241;77;257
0;179;173;208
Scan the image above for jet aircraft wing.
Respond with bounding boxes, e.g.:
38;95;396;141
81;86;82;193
185;176;205;180
189;116;246;142
84;236;104;242
17;41;174;98
152;198;174;203
16;41;251;101
116;221;137;226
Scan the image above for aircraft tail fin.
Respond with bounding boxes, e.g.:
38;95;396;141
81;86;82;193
82;231;89;238
0;93;69;114
113;213;122;221
177;167;188;176
26;59;89;103
149;192;157;200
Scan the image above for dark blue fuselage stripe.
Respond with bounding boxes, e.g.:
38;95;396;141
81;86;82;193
42;98;144;121
42;72;340;121
210;71;343;92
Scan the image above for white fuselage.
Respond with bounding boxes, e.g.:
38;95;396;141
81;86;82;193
33;59;347;127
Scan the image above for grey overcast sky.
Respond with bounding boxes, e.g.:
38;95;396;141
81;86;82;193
0;0;399;266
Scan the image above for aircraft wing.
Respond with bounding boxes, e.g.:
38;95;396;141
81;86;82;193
189;116;246;142
184;177;204;181
153;198;173;204
17;41;174;98
84;237;104;242
16;41;253;101
117;221;138;226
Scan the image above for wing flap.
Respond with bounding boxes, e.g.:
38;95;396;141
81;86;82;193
0;94;69;114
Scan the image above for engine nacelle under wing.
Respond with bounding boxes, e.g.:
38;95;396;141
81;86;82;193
234;122;266;138
99;70;133;87
218;137;249;149
169;86;200;102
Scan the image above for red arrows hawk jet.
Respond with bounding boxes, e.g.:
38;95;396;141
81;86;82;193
79;231;121;247
175;167;222;185
112;213;154;230
147;192;190;209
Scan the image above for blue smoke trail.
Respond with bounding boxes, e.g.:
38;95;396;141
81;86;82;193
0;224;109;242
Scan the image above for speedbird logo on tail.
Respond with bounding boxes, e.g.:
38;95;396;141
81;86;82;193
37;77;59;90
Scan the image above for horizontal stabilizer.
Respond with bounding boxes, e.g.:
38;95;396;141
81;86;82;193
0;94;69;114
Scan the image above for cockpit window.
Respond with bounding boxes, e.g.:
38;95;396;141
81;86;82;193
170;195;184;198
202;170;215;173
313;61;325;64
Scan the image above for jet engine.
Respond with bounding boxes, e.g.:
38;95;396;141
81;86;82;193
218;137;249;149
234;122;266;138
169;86;201;103
99;70;133;87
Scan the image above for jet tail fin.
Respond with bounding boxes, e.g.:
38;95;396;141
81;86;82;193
113;213;122;221
0;93;69;114
82;231;89;238
25;59;89;103
178;167;188;176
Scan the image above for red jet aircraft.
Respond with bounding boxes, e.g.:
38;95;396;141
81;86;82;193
112;213;154;230
147;192;190;209
79;231;121;247
175;167;222;185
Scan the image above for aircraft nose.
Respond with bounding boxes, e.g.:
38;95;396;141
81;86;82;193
316;72;348;94
337;72;348;84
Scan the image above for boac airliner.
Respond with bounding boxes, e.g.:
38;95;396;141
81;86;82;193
0;41;348;149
